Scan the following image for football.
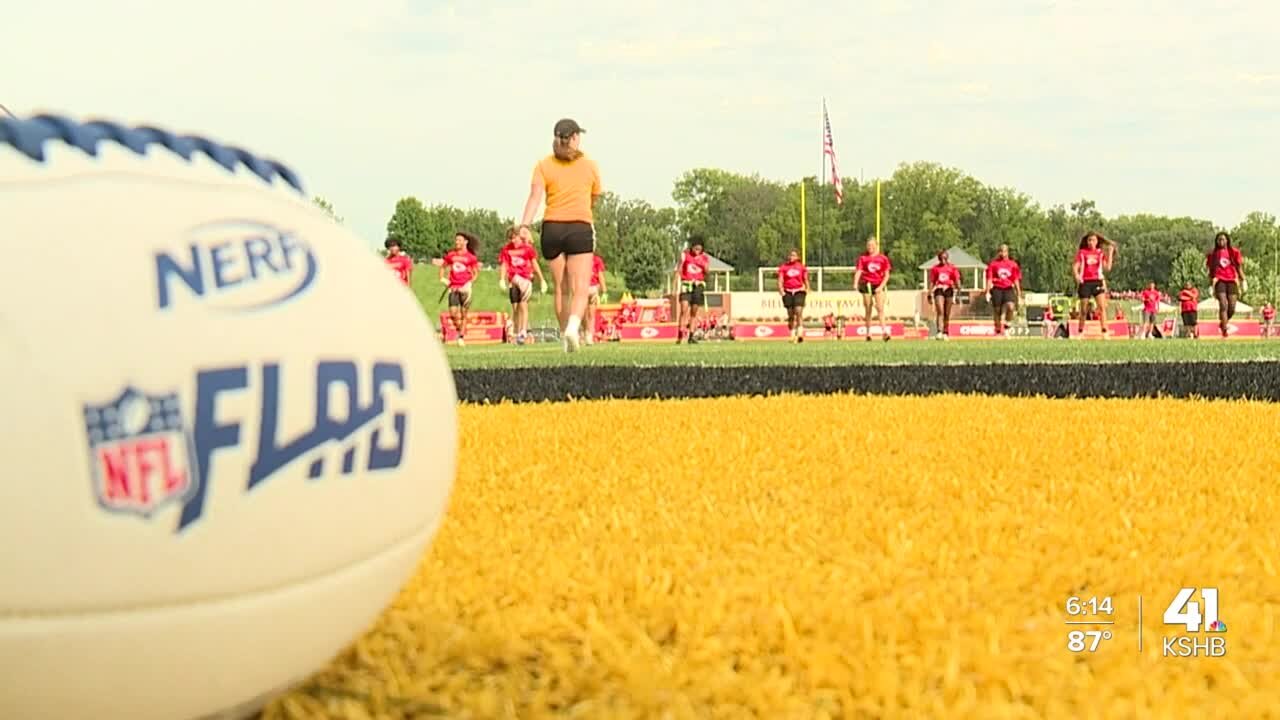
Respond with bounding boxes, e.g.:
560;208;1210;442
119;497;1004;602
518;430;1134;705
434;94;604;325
0;115;457;720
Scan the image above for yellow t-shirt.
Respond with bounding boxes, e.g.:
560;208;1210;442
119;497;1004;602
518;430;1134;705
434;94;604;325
532;153;601;224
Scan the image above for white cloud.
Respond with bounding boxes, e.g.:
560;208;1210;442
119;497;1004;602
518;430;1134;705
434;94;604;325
3;0;1279;245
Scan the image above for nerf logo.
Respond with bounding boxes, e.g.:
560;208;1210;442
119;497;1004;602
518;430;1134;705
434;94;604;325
155;220;318;311
82;360;406;533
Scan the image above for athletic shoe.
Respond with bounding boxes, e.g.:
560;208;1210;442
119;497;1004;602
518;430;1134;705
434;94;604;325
456;338;465;347
584;333;594;346
564;332;579;353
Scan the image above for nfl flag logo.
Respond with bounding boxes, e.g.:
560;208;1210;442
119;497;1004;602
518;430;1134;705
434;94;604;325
82;387;198;518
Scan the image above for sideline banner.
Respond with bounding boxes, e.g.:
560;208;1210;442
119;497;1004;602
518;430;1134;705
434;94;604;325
730;291;918;321
1067;321;1130;339
732;323;838;341
618;323;679;341
843;322;908;339
1195;319;1265;339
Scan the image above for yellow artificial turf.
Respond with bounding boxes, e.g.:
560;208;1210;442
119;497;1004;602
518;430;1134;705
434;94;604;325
266;394;1280;719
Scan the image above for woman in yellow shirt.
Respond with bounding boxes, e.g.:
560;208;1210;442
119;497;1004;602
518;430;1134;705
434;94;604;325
520;118;602;353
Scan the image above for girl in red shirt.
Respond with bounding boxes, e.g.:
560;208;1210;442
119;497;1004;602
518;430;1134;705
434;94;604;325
675;238;712;344
498;225;547;345
1073;231;1114;337
1263;302;1276;338
439;232;481;347
985;244;1023;337
1207;232;1246;337
1138;282;1161;339
927;249;961;339
777;248;810;343
852;236;892;342
385;238;413;286
1178;281;1200;339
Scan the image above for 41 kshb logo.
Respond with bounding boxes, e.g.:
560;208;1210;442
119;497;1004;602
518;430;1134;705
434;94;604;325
82;360;407;534
1162;587;1227;657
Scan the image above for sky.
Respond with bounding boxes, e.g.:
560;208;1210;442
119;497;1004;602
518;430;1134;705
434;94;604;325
5;0;1279;247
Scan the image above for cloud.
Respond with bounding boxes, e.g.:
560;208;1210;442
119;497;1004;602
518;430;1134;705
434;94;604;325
3;0;1279;244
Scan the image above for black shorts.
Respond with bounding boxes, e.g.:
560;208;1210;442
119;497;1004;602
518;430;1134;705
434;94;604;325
932;287;955;300
679;282;706;306
1181;311;1197;327
447;289;471;308
539;220;595;260
1214;280;1238;300
1142;311;1157;324
508;285;528;304
782;290;806;309
858;281;881;295
1077;280;1104;299
990;287;1017;307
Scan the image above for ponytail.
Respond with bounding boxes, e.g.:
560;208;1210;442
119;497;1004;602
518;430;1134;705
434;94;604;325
551;136;581;162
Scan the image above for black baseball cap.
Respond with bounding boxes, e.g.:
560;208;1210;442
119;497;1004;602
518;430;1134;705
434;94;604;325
554;118;585;138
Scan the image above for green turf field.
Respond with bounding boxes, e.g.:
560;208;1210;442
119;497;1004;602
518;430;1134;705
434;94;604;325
409;266;627;329
444;337;1280;369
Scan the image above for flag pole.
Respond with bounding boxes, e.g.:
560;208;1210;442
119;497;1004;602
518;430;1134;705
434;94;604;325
800;181;807;265
819;98;826;274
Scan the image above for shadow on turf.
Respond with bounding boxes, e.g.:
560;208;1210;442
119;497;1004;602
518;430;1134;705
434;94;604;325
454;361;1280;404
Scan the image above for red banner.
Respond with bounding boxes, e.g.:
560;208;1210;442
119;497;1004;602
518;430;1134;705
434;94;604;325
843;322;907;339
618;323;680;341
732;323;790;340
1067;321;1130;339
1197;319;1265;338
441;324;505;343
440;311;507;343
946;321;1005;339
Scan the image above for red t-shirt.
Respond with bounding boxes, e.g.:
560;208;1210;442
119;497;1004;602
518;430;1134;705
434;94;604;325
855;253;891;286
679;251;710;282
1207;247;1244;282
929;263;960;289
498;242;537;281
1140;288;1160;313
1178;287;1199;312
443;250;479;288
778;261;807;292
1264;305;1276;321
986;258;1021;289
386;254;412;286
1044;307;1055;321
590;255;606;287
1076;248;1106;282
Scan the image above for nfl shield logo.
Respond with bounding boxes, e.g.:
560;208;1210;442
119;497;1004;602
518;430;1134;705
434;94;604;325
82;386;198;518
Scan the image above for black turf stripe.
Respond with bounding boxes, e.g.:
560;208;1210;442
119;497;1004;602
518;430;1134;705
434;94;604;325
454;362;1280;404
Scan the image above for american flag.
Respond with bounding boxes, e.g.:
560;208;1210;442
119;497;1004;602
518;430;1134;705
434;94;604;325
822;101;844;206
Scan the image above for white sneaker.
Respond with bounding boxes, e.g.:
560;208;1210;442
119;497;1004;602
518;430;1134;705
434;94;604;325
456;338;465;347
584;333;594;346
564;331;580;353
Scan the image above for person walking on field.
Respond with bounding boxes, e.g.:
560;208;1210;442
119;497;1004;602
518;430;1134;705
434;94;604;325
1073;231;1115;337
777;248;810;343
1263;301;1276;338
985;244;1023;338
1139;282;1161;339
928;249;960;339
385;238;413;287
520;118;602;353
584;252;608;346
853;236;892;342
1178;281;1200;339
498;225;547;345
1207;231;1246;338
439;232;481;347
675;238;711;344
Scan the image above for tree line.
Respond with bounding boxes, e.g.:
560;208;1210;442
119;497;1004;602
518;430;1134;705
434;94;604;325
320;161;1280;302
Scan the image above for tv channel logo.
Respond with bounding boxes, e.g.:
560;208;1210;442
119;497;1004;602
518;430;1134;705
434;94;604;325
1161;587;1227;658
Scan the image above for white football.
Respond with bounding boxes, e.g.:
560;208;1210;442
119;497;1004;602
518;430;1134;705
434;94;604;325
0;115;458;720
